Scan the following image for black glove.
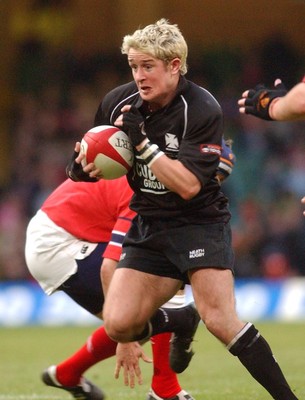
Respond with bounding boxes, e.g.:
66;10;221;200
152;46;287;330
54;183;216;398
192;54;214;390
244;82;287;120
122;106;147;146
66;150;98;182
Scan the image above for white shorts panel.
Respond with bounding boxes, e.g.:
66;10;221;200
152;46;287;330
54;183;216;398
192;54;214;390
25;210;98;295
162;293;186;308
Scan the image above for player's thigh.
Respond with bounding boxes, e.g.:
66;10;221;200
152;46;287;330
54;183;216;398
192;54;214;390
104;267;181;328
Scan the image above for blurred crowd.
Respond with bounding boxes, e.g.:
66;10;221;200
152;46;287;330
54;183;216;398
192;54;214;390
1;32;305;281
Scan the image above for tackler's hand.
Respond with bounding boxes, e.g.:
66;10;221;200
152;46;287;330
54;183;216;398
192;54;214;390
301;196;305;217
238;80;287;120
114;342;152;389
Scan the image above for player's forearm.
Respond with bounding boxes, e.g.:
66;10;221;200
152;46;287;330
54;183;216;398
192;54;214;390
149;156;201;200
269;83;305;121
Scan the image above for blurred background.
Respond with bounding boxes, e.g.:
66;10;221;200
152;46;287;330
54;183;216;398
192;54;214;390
0;0;305;324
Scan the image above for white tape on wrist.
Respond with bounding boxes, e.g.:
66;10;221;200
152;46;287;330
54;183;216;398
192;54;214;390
138;141;164;167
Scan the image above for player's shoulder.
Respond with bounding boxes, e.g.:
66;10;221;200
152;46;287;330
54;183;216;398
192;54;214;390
103;81;138;104
95;81;138;125
184;79;221;109
98;81;139;124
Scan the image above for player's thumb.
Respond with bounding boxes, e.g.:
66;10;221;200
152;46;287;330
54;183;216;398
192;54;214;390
141;351;153;363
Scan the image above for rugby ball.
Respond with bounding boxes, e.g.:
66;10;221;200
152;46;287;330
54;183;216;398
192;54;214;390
80;125;134;179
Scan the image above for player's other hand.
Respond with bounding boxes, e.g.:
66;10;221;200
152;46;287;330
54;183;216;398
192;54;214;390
238;79;287;120
115;105;147;147
66;142;98;182
115;342;152;388
216;138;236;183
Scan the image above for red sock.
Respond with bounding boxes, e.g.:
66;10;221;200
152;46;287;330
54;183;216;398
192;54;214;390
56;325;117;386
151;333;181;398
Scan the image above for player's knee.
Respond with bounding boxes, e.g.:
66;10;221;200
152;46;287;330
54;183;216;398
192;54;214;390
204;316;220;337
104;314;142;343
104;318;130;342
201;308;230;340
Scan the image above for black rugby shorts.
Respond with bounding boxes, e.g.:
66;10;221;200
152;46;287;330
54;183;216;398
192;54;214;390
118;216;235;282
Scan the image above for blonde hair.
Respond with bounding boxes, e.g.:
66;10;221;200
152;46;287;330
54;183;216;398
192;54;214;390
121;18;188;75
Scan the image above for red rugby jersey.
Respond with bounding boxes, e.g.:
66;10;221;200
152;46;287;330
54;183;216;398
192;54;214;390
41;176;135;261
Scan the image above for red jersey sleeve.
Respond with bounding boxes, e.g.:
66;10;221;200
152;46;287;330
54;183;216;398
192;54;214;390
102;180;136;261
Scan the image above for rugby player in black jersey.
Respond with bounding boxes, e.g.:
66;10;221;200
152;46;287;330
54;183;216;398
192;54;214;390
82;19;298;400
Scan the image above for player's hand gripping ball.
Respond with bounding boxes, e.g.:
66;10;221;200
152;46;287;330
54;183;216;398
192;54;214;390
80;125;134;179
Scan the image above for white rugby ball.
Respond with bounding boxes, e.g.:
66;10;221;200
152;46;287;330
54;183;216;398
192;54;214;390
80;125;134;179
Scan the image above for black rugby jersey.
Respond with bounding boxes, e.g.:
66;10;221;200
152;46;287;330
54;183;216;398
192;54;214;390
94;76;231;223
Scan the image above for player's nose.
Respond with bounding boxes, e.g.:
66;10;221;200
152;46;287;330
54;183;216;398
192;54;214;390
134;69;146;82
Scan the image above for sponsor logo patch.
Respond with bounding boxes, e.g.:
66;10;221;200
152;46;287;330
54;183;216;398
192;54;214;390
200;144;221;155
81;245;89;254
189;248;205;258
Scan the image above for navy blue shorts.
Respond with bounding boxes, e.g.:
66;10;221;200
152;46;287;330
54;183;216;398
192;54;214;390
118;216;235;283
58;242;106;315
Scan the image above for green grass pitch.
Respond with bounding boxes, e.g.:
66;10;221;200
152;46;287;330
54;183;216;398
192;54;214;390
0;322;304;399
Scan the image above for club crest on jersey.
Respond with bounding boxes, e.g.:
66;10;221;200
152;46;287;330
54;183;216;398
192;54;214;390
200;144;221;155
165;133;179;151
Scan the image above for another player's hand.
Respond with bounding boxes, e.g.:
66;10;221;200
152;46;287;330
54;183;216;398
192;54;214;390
301;197;305;217
66;142;98;182
216;138;236;183
238;80;287;120
115;342;152;388
115;105;147;147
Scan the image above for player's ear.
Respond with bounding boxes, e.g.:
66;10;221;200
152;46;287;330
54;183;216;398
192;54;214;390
169;58;181;74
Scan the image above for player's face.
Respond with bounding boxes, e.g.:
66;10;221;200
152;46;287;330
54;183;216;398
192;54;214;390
128;48;181;110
